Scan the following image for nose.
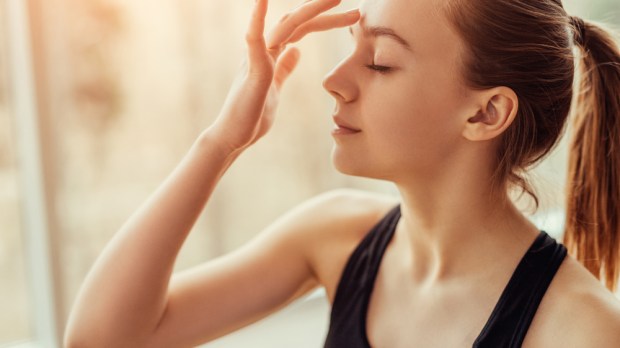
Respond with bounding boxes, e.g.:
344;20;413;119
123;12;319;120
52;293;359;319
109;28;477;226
322;59;357;103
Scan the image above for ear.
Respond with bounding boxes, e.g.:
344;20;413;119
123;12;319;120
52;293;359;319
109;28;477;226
462;87;519;141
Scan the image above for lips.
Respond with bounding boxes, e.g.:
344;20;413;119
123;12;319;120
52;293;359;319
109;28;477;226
333;116;361;133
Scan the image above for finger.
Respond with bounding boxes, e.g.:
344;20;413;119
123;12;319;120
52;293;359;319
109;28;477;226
286;10;360;44
267;0;341;49
291;0;313;11
273;47;301;90
246;0;270;68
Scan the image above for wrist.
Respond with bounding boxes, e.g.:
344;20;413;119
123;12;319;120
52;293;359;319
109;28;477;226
195;127;244;161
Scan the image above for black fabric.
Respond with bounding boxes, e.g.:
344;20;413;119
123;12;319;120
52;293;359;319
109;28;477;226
323;205;567;348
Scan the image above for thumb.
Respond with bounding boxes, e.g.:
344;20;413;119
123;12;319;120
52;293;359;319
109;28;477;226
273;47;300;90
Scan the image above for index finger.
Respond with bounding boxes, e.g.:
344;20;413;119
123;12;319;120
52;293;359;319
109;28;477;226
286;10;360;44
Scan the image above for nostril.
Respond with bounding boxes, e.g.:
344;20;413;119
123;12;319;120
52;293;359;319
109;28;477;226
331;90;348;102
324;89;340;102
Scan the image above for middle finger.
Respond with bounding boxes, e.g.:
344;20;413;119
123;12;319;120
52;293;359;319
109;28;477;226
266;0;341;49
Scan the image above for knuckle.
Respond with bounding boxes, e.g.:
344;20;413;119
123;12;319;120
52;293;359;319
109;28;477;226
287;18;301;29
267;43;282;51
278;13;291;24
279;13;301;29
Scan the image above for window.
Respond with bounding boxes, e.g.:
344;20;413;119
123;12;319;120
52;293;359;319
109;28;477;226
1;0;59;346
0;3;32;342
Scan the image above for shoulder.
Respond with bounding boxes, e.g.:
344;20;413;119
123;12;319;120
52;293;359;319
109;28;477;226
525;255;620;347
311;188;398;222
282;188;399;302
275;188;399;241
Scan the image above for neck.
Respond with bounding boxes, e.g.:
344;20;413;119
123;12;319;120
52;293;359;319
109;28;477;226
391;161;540;286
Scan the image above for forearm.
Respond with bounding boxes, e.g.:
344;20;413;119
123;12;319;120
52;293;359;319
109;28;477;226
65;128;240;346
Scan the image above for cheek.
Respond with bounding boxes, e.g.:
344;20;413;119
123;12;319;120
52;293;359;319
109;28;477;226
362;74;466;164
371;81;460;144
412;66;466;122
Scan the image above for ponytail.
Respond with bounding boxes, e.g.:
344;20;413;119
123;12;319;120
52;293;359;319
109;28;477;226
565;16;620;292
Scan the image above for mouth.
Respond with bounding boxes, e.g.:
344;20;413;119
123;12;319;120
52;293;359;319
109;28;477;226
332;116;362;135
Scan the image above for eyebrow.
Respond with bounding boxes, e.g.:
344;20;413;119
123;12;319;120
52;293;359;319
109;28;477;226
348;25;412;51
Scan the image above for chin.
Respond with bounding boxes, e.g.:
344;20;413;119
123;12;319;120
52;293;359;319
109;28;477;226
331;146;385;180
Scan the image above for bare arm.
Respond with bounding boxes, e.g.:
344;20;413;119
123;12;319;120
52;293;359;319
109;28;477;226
64;0;359;347
63;133;235;347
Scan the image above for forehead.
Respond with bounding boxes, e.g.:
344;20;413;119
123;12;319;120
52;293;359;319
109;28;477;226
359;0;443;21
357;0;462;56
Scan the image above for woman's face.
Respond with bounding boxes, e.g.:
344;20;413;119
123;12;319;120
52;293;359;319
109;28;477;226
323;0;475;181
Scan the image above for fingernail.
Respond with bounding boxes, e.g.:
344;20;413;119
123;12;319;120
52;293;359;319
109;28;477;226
345;9;359;15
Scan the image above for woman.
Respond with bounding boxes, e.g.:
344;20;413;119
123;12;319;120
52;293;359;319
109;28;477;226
65;0;620;347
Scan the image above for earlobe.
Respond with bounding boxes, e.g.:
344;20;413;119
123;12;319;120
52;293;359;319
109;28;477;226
463;87;518;142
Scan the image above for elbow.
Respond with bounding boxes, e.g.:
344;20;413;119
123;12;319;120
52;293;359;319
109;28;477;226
64;326;150;348
63;326;116;348
64;306;99;348
63;335;88;348
63;335;134;348
63;326;97;348
63;322;83;348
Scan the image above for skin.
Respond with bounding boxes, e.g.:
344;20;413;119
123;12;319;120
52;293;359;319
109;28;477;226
64;0;620;347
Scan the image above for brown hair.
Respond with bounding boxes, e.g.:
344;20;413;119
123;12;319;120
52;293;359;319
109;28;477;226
444;0;620;291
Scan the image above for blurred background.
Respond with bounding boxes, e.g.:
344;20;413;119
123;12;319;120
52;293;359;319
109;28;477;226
0;0;618;347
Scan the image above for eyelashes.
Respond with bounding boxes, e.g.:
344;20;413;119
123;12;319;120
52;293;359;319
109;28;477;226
365;64;392;74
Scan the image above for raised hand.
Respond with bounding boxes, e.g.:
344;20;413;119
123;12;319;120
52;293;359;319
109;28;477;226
208;0;360;154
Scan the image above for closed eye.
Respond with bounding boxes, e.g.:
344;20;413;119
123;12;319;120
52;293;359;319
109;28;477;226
365;64;392;74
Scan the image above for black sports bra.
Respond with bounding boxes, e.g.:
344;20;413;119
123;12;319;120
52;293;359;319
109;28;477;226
323;205;567;347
